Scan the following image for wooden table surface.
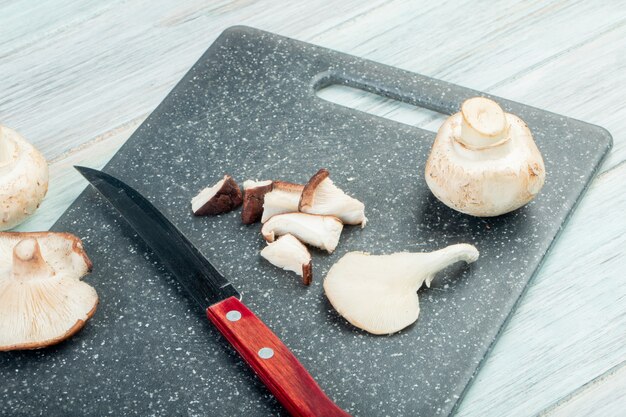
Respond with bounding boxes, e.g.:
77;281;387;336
2;1;624;416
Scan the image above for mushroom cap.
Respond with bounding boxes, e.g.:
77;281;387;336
191;175;242;216
261;212;343;253
324;244;479;335
260;181;304;223
0;232;96;351
425;104;545;217
260;234;313;285
0;126;49;231
241;179;273;224
299;169;367;227
324;252;422;335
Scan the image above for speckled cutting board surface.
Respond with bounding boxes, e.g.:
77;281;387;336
0;26;612;417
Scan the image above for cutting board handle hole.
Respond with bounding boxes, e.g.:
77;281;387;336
315;78;448;132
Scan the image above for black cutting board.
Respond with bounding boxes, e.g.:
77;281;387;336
0;26;612;417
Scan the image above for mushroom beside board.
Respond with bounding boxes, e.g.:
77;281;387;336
0;125;49;230
323;244;479;335
425;97;546;217
0;232;96;351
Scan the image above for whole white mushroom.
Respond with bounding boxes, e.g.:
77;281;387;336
0;125;48;230
425;97;545;217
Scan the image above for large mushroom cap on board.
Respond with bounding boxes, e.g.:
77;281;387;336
299;169;367;227
324;244;479;335
425;97;545;217
0;232;96;351
0;125;49;230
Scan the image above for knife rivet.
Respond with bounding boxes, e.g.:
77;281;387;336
226;310;242;322
258;347;274;359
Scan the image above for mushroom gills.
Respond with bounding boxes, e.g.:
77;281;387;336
261;181;304;223
260;234;313;285
261;212;343;253
191;175;243;216
0;232;96;351
299;169;367;227
323;244;479;335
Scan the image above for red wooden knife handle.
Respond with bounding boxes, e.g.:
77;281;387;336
207;296;351;417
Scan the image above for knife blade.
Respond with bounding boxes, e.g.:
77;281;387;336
75;166;351;417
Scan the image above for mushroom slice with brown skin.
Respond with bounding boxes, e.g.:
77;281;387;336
324;244;479;335
425;97;545;217
191;175;243;216
241;179;273;224
260;234;313;285
0;232;96;351
260;181;304;223
261;212;343;253
299;169;367;227
0;125;49;230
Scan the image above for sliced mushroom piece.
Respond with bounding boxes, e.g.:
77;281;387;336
241;179;273;224
260;181;304;223
0;232;96;351
299;169;367;227
261;212;343;253
0;125;49;230
324;244;479;335
260;234;313;285
191;175;243;216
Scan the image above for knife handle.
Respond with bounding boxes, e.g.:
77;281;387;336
207;296;351;417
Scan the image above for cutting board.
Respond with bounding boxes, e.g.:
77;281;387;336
0;26;612;417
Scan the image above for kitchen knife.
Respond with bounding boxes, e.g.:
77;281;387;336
75;166;350;417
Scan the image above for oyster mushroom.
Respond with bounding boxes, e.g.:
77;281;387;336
0;232;96;351
299;169;367;227
260;234;313;285
261;212;343;253
261;181;304;223
0;125;49;230
241;179;273;224
425;97;545;217
324;244;479;335
191;175;243;216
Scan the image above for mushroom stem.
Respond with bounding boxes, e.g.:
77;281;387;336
420;244;479;286
459;97;509;149
12;238;54;280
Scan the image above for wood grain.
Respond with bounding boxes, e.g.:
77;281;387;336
541;362;626;417
2;1;625;415
207;297;351;417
